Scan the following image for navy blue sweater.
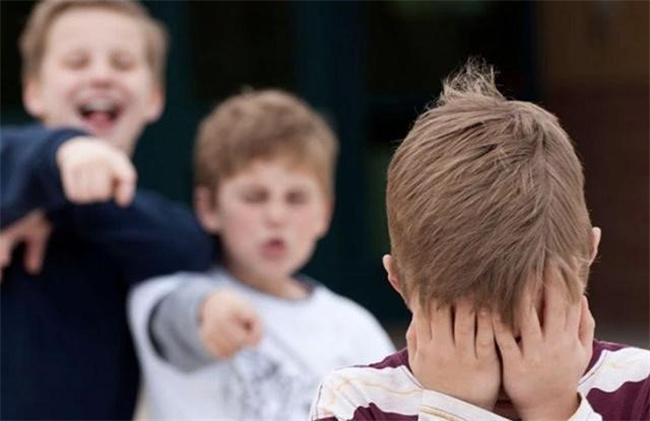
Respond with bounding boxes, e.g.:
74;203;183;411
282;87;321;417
0;126;213;420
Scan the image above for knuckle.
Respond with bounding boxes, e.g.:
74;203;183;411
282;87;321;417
477;339;494;352
587;315;596;329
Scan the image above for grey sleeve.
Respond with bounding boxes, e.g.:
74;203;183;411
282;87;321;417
148;278;217;372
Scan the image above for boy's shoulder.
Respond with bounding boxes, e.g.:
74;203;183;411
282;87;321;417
313;341;650;421
579;340;650;420
586;339;650;379
306;281;389;329
142;268;217;285
1;123;85;139
322;348;410;382
129;269;217;305
312;349;420;421
309;280;373;313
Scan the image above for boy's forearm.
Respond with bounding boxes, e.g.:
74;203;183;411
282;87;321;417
419;390;509;421
148;278;216;372
0;126;85;227
56;191;213;285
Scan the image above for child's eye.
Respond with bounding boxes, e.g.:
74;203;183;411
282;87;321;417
63;53;88;70
287;191;309;205
112;53;136;71
241;191;267;204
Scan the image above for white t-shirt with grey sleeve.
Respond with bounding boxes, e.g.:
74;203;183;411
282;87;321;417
127;267;396;420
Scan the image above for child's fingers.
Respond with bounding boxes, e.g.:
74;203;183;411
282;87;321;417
112;157;137;207
79;166;97;203
578;296;595;350
492;313;520;360
453;300;476;353
411;301;432;345
241;309;263;347
75;168;89;202
431;303;453;349
475;309;495;359
24;231;49;275
405;319;421;372
94;169;113;202
83;170;98;202
218;323;252;357
518;285;542;347
565;295;582;334
60;166;78;203
83;168;107;203
69;166;91;203
405;319;417;356
0;234;14;277
203;328;236;359
543;264;568;336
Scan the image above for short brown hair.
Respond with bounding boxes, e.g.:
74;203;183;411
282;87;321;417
386;62;593;328
195;89;339;198
20;0;168;84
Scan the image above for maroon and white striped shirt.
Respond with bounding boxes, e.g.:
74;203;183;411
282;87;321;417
310;340;649;420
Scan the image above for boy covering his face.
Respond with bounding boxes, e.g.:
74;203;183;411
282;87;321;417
309;62;649;421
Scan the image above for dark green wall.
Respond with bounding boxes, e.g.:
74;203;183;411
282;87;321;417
1;1;536;325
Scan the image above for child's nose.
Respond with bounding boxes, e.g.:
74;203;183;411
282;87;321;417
86;60;116;85
265;201;288;226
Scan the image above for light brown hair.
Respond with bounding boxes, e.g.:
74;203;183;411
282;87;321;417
386;61;593;327
195;89;339;198
20;0;168;84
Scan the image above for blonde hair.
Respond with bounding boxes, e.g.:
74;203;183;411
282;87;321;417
20;0;168;84
386;61;593;328
195;89;339;198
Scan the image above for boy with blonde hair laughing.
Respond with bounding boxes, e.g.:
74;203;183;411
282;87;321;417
1;1;211;418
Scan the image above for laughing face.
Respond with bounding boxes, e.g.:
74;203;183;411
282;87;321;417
23;8;164;155
199;158;331;295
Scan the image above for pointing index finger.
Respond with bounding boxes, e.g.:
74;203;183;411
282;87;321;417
113;157;137;207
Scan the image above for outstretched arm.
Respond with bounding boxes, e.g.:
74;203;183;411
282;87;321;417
2;125;137;226
50;190;214;286
145;278;262;371
0;125;84;227
2;125;138;275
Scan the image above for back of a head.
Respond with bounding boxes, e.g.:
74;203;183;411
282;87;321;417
195;89;339;197
386;61;593;327
20;0;168;84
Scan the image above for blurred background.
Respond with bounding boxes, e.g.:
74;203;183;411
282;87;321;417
2;0;648;348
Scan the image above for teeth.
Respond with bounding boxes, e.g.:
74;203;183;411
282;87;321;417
80;99;117;114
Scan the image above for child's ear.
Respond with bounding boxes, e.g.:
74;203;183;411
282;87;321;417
144;86;165;123
194;186;221;234
23;78;45;118
590;227;602;264
382;254;404;297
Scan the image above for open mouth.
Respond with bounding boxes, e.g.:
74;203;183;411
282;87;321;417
77;99;122;132
261;238;287;258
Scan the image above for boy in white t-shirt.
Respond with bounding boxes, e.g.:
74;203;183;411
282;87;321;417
129;90;395;420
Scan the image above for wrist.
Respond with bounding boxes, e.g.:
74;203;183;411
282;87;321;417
417;381;496;412
198;290;218;327
421;389;501;421
520;393;580;421
55;136;83;170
